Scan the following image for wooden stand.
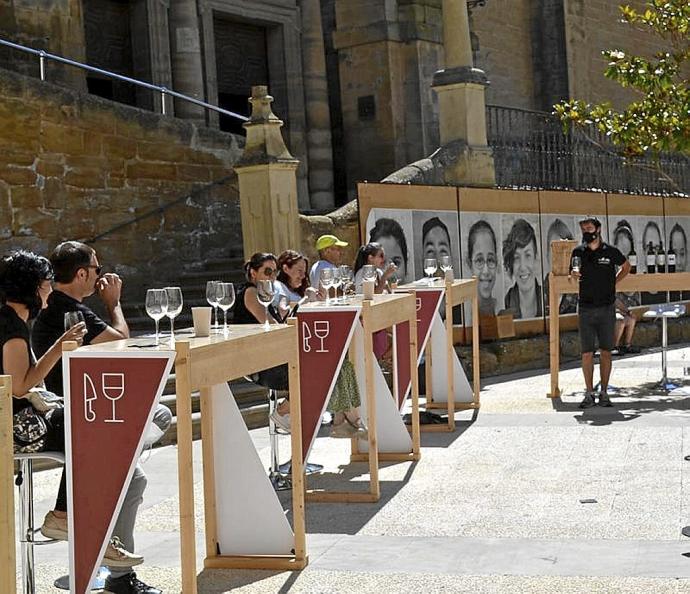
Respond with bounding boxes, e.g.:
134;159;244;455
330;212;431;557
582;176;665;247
423;279;481;429
548;272;690;397
0;375;15;594
306;294;420;503
172;324;306;593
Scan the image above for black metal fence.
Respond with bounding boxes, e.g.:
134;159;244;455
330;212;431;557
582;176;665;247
486;104;690;196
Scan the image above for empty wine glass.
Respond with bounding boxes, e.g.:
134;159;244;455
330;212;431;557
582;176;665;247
331;267;342;304
164;286;183;346
64;310;85;331
206;280;220;331
145;289;168;345
320;268;334;304
571;256;581;274
339;265;353;301
216;282;235;336
256;280;275;330
439;255;452;273
424;258;438;284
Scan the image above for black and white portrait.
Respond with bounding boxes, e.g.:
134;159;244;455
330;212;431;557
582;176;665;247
412;210;460;282
541;215;578;315
365;209;414;284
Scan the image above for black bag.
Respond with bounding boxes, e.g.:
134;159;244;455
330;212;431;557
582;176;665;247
13;406;48;454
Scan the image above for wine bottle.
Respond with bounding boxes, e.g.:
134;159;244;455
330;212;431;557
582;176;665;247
668;245;676;273
628;246;637;274
657;242;666;274
646;242;656;274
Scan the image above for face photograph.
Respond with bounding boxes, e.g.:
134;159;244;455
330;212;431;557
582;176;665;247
541;215;576;275
365;208;414;283
412;210;460;283
668;218;690;272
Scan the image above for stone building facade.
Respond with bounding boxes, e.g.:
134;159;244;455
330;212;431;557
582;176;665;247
0;0;668;206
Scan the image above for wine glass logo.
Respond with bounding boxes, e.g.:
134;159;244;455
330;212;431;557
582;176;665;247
313;321;330;353
83;373;97;422
102;373;125;423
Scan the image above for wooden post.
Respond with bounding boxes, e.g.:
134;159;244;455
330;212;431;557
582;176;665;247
409;308;421;459
199;387;218;561
548;273;561;397
362;302;380;500
471;280;481;407
0;375;15;594
174;341;198;594
446;280;456;430
424;340;433;407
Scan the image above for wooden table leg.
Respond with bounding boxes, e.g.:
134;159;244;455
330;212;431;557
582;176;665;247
446;285;456;431
362;304;380;500
0;376;15;594
471;289;481;409
548;274;561;398
199;387;218;562
409;316;421;458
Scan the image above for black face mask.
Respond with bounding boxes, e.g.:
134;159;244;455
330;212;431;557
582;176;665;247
582;231;598;245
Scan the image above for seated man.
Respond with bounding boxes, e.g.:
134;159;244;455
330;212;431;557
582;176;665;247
32;241;170;594
613;293;641;355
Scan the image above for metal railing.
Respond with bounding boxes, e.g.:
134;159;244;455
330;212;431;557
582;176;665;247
486;104;690;196
0;37;248;123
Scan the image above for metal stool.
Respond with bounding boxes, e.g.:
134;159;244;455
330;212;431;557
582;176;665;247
643;303;686;392
14;451;109;593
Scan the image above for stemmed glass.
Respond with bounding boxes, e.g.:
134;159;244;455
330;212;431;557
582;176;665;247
339;265;353;302
164;286;183;346
256;280;275;331
145;289;168;346
331;268;342;304
216;282;236;336
424;258;438;284
439;255;452;276
320;268;334;305
64;311;85;331
206;281;220;331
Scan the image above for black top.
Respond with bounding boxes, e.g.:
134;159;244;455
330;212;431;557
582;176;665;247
572;242;626;308
32;291;108;395
0;305;34;414
233;282;282;325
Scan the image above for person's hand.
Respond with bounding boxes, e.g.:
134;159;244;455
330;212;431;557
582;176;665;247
305;287;319;302
383;263;397;279
97;273;123;309
59;322;87;346
569;270;581;282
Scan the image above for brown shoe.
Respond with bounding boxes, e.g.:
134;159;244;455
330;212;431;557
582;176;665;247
103;536;144;568
40;511;68;541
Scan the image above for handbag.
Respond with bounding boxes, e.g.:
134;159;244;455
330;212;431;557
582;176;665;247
12;405;48;454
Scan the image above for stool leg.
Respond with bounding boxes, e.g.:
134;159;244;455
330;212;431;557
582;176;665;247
18;458;35;594
662;316;668;385
267;390;290;490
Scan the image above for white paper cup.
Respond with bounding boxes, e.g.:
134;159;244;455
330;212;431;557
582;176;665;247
363;279;375;300
192;307;212;337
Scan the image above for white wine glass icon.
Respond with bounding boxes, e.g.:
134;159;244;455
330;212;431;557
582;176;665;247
313;321;330;353
102;373;125;423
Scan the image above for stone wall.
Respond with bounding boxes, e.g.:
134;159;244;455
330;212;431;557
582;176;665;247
0;66;243;300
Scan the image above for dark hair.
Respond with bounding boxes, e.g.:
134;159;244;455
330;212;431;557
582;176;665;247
613;220;634;250
467;220;497;264
670;223;687;248
503;218;537;275
422;217;450;245
578;216;602;230
50;241;96;284
643;220;662;246
353;242;383;274
369;218;408;270
276;250;309;297
244;252;277;282
0;250;53;309
547;218;574;243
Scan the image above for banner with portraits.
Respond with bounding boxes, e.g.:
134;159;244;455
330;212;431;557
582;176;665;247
358;183;690;337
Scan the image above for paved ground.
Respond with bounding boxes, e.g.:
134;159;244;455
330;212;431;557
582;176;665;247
18;343;690;593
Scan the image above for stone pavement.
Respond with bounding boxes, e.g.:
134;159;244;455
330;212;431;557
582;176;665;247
19;344;690;593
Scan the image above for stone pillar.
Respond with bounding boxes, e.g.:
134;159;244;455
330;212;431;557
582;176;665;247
300;0;335;211
432;0;495;186
235;86;301;259
168;0;205;121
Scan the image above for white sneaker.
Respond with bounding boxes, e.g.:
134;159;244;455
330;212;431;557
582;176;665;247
103;536;144;568
270;410;291;434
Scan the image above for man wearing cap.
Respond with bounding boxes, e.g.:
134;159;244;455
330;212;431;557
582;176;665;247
310;234;348;289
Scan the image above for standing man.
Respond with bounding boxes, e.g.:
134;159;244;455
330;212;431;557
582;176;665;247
571;217;630;408
32;241;169;594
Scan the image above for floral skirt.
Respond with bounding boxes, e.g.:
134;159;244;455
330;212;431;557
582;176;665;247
327;359;361;413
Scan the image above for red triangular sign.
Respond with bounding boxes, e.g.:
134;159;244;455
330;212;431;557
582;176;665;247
297;308;359;461
64;352;175;594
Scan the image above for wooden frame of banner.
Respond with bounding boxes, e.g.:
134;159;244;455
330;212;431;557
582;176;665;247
0;375;15;594
423;278;480;430
175;323;306;594
548;272;690;397
307;293;420;503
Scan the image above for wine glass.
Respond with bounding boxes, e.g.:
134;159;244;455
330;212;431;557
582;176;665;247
206;281;220;331
571;256;581;274
145;289;168;346
331;267;342;304
216;282;235;336
339;265;353;301
256;280;275;331
424;258;438;284
102;373;125;423
439;255;452;273
64;310;85;331
320;268;334;305
164;286;183;345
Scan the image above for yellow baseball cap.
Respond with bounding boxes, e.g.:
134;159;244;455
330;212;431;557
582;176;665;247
315;234;348;251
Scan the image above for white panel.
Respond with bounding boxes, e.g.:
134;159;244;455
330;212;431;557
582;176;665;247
351;323;413;453
430;314;473;403
211;383;294;555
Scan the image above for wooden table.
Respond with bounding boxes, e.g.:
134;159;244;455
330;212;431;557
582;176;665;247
0;375;15;594
548;272;690;397
305;293;420;503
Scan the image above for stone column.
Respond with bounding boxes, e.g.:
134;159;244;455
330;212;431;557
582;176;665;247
168;0;205;121
235;86;301;259
300;0;335;211
432;0;495;186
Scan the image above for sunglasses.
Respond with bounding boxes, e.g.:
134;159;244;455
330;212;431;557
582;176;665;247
261;267;276;276
84;265;103;275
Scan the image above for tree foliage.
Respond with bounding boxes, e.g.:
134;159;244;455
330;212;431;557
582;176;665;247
554;0;689;171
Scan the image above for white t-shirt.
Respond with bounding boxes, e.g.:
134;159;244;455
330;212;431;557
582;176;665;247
275;280;303;303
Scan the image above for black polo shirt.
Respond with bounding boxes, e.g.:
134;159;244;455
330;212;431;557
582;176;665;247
572;242;626;308
31;291;108;395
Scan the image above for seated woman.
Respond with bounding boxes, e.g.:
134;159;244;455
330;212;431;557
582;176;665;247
353;242;397;293
1;250;139;565
275;250;318;305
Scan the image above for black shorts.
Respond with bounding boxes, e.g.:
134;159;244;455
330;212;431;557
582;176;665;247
579;303;615;353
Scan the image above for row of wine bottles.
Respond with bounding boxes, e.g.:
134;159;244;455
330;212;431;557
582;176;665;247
628;243;677;274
